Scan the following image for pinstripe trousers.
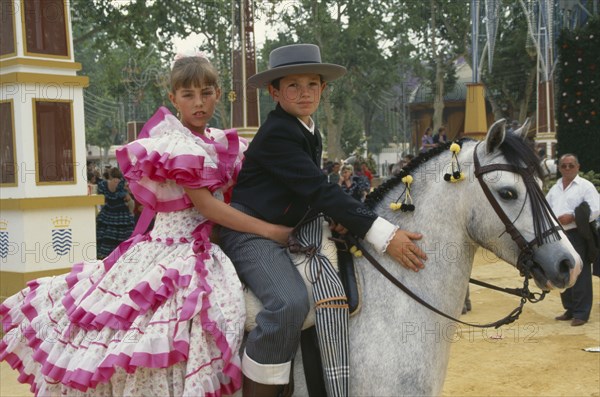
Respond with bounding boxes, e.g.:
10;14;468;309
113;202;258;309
219;203;310;368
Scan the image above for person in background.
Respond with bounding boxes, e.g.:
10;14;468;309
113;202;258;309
327;161;341;184
507;120;520;134
339;164;363;201
360;161;374;186
546;154;600;326
420;127;436;153
95;166;135;259
433;126;447;145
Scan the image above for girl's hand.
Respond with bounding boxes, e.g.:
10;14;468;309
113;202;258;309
269;225;294;245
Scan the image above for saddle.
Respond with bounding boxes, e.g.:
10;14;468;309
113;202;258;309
243;221;361;332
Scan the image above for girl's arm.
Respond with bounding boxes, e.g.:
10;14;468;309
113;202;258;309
184;187;291;245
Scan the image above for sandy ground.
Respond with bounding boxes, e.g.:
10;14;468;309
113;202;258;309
1;250;599;397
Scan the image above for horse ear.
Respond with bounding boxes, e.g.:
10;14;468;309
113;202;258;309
485;119;507;153
513;118;531;140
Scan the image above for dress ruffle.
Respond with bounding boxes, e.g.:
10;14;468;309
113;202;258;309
116;107;247;213
1;211;245;396
0;106;248;397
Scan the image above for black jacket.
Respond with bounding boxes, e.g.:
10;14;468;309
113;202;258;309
575;201;600;263
232;105;377;237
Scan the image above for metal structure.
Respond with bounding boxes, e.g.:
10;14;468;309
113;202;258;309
230;0;260;140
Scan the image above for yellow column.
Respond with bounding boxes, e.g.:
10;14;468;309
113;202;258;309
464;83;487;140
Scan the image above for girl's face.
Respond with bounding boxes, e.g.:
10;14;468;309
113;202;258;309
169;84;221;135
342;169;352;179
269;73;326;125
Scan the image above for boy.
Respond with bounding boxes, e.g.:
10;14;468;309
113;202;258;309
220;44;426;396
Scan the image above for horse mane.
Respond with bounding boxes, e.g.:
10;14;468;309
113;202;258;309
364;139;469;209
365;134;544;210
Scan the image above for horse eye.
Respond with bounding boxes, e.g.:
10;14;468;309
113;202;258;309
498;188;518;200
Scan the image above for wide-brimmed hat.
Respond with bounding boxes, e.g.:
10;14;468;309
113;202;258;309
248;44;347;88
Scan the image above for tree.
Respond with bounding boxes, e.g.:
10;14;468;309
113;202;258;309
480;0;537;122
71;0;236;154
391;0;469;134
258;0;410;160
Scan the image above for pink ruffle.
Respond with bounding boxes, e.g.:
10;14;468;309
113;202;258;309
0;223;243;395
116;107;246;213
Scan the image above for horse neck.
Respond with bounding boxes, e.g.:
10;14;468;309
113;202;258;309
363;145;478;316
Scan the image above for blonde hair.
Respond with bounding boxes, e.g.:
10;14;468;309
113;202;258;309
170;57;219;93
341;164;354;173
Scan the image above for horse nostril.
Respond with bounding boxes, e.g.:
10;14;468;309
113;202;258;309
558;259;572;286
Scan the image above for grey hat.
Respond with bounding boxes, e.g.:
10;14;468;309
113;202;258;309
248;44;347;88
511;120;519;126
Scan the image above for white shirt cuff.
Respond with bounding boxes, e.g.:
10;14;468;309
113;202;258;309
365;217;399;253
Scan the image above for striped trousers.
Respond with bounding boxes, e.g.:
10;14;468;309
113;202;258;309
219;203;309;384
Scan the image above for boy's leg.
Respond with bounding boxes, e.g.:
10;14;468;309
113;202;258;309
219;207;309;386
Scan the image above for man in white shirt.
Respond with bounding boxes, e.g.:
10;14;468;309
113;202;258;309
546;154;600;326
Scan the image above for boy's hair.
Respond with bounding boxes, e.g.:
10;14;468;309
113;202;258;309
170;57;219;92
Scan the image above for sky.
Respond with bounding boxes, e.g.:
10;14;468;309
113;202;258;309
172;20;276;55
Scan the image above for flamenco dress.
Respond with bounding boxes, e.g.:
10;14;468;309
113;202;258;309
0;107;247;396
95;179;135;259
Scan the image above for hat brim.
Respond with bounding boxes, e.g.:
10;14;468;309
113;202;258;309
247;63;347;88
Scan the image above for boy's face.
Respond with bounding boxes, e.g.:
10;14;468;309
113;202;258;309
169;84;221;135
268;73;326;125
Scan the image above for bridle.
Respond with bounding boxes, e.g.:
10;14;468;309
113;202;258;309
344;141;563;329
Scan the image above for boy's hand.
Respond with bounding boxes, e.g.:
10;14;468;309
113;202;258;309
270;225;294;246
386;230;426;272
328;221;348;235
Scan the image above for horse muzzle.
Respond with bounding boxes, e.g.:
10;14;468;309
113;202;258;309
531;240;583;291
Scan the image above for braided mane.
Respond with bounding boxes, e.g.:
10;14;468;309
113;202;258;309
364;139;470;209
365;134;544;210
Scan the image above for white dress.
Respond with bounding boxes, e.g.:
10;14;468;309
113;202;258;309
0;107;247;396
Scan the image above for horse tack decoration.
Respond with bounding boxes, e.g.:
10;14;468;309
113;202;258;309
444;142;465;182
389;174;415;212
278;118;583;397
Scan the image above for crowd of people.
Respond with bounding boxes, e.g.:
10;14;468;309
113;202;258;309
0;41;597;397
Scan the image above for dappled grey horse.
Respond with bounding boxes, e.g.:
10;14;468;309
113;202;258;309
238;119;582;396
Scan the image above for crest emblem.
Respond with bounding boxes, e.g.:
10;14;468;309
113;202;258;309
51;216;72;256
0;219;8;259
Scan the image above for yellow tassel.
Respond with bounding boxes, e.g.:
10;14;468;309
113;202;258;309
450;143;461;153
349;246;363;257
401;175;413;184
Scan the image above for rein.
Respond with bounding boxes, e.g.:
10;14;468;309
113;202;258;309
344;234;540;329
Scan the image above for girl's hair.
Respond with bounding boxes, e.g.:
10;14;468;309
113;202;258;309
170;56;219;93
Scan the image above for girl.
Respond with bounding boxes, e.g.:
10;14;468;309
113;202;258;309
0;54;291;396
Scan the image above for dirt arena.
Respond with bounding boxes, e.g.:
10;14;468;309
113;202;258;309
2;249;599;396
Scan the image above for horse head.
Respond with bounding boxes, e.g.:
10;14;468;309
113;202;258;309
366;118;581;293
466;118;582;290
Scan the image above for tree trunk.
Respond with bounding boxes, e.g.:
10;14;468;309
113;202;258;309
431;0;445;133
519;64;537;122
321;97;345;161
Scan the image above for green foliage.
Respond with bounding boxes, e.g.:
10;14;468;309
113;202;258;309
556;16;600;172
72;0;235;150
